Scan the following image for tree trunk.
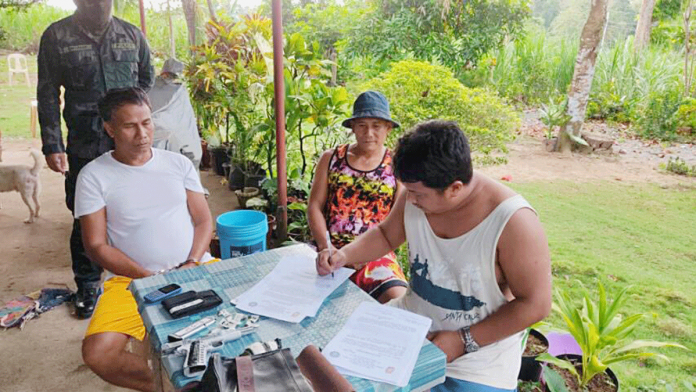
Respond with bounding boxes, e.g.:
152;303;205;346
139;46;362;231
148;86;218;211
182;0;197;54
329;48;337;86
167;0;175;58
206;0;218;24
684;0;694;96
556;0;608;153
634;0;656;52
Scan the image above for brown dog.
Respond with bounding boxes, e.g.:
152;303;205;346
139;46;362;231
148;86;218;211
0;149;42;223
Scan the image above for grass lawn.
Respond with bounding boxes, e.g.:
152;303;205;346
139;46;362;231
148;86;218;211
510;181;696;391
0;54;38;139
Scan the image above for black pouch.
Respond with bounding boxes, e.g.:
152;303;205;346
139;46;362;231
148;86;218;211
162;290;222;319
196;348;314;392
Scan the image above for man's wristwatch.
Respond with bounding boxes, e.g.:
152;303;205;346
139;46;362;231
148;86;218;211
459;326;480;354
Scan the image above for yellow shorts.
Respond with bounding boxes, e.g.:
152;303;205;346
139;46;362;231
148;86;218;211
85;276;146;341
85;260;220;341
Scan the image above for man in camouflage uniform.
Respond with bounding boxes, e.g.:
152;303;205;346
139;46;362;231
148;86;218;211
37;0;155;319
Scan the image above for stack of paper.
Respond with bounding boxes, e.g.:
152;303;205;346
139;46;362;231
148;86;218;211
235;254;353;323
322;301;432;387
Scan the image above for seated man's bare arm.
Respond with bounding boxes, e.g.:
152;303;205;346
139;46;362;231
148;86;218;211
81;208;153;279
185;190;213;262
469;208;552;346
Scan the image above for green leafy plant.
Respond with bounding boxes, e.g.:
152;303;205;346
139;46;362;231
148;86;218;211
543;366;570;392
538;282;688;389
0;4;70;51
363;60;519;155
671;97;696;141
664;157;696;177
245;196;268;211
636;87;683;141
345;0;530;74
539;98;571;139
287;201;312;243
518;380;544;392
586;81;636;124
469;26;578;105
187;15;273;173
235;29;351;179
256;169;313;216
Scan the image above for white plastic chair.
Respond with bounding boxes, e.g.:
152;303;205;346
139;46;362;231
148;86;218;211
8;53;31;87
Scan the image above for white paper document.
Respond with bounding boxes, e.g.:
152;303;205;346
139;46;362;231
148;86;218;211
322;301;432;387
235;253;353;323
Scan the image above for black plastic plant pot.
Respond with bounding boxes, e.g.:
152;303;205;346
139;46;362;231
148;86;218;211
518;329;549;382
245;173;267;189
544;354;619;392
209;146;230;176
228;164;246;191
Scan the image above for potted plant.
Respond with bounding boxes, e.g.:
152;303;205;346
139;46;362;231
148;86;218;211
205;135;232;177
519;327;549;382
234;187;260;209
543;354;619;392
538;282;687;392
186;16;271;182
226;115;268;191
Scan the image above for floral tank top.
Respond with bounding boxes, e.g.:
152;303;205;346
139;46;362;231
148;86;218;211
325;144;397;248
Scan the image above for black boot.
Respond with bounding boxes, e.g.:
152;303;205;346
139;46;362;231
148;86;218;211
75;283;101;319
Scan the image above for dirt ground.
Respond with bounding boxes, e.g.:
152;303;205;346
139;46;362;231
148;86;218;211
0;134;694;392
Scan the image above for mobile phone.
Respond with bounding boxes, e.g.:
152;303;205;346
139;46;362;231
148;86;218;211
144;283;182;303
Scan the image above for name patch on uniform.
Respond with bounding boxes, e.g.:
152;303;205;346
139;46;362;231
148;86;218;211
60;44;93;54
112;42;137;50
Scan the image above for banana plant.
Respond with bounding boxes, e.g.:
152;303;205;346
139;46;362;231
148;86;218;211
538;282;688;389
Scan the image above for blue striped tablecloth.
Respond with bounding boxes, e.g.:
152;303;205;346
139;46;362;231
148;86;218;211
129;244;446;391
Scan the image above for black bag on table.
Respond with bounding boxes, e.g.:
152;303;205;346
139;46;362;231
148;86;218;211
196;348;313;392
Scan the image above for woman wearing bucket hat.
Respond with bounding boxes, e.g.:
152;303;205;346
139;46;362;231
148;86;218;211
308;91;408;304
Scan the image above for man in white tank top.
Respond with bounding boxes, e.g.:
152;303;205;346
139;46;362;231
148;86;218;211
317;120;552;391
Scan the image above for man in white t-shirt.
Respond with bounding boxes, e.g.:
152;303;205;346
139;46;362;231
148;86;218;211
74;87;213;392
316;121;552;391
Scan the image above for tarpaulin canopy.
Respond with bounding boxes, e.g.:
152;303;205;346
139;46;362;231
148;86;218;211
149;76;202;170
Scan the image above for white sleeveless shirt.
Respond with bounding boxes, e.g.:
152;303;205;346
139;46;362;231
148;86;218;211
389;194;535;389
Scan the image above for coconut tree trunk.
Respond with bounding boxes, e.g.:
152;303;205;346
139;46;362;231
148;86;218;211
634;0;656;52
167;0;175;58
684;0;694;96
206;0;218;24
182;0;197;54
556;0;608;153
329;48;337;86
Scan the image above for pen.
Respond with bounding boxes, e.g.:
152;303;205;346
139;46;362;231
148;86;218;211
326;230;334;278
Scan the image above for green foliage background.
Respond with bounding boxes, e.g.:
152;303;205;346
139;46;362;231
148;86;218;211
345;0;530;75
0;4;69;51
362;60;519;155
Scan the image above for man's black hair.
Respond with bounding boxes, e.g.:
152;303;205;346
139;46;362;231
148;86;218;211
393;120;473;190
98;87;151;123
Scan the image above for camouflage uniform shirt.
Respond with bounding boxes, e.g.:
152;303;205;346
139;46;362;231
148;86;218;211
37;15;155;159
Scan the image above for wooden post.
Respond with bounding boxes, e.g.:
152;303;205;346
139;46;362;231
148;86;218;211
30;100;38;139
138;0;147;37
272;0;288;243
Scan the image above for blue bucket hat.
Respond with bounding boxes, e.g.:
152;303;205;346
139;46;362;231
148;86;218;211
341;91;400;129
